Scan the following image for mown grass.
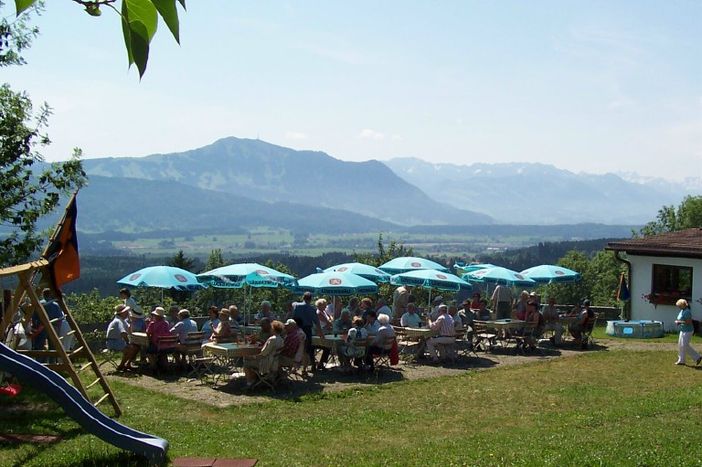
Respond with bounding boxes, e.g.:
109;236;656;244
2;349;702;466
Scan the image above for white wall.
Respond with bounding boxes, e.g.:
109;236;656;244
629;255;702;331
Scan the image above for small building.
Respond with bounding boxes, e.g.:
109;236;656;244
607;228;702;331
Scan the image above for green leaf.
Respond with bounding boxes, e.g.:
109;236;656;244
128;20;151;78
177;0;186;9
15;0;36;16
124;0;159;43
152;0;180;43
121;2;135;66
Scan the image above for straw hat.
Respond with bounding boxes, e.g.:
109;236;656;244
151;306;165;318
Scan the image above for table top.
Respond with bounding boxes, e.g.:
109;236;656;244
402;327;436;338
130;332;149;346
312;335;345;347
480;319;526;329
202;342;261;357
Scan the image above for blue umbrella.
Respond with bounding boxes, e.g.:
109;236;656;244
296;271;378;296
455;263;496;277
464;266;536;288
390;269;470;292
324;262;391;283
197;263;296;289
117;266;205;291
520;265;581;284
379;256;449;274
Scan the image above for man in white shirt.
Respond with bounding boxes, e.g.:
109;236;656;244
106;305;129;351
426;305;456;363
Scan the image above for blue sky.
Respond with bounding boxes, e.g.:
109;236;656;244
4;1;701;180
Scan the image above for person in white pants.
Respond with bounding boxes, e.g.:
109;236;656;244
426;305;456;362
674;299;701;366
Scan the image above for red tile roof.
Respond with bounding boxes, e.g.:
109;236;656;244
606;228;702;259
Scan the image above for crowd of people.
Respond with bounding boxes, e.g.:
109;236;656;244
102;285;598;382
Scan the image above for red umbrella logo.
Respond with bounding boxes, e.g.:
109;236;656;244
129;273;141;281
411;262;421;267
436;274;447;279
329;278;342;285
174;274;188;283
338;267;348;272
256;269;270;275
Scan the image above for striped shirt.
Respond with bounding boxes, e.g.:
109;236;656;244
282;328;304;358
431;314;455;337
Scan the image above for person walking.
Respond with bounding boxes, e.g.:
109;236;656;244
292;292;325;371
674;299;701;366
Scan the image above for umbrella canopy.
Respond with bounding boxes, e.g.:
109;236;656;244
520;265;581;284
455;263;496;277
390;269;470;292
324;262;391;283
117;266;205;291
464;266;536;288
197;263;296;289
379;256;449;274
296;271;378;296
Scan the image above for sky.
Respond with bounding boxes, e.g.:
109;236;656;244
3;1;701;180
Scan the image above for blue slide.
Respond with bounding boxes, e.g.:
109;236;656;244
0;343;168;465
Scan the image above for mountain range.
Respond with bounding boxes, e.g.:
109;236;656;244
383;158;696;224
81;137;490;227
66;137;697;235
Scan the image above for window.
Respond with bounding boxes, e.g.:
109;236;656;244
650;264;693;305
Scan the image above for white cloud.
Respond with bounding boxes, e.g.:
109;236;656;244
285;131;308;140
358;128;385;141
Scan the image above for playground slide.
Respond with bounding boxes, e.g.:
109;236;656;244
0;343;168;465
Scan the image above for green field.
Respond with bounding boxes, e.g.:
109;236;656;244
2;345;701;466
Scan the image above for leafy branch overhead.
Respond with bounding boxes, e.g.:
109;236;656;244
15;0;185;77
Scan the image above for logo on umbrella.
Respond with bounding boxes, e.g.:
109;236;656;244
256;269;270;275
329;278;342;285
436;274;448;279
174;274;188;283
129;273;141;281
411;262;421;267
555;270;564;275
515;274;525;279
337;267;348;272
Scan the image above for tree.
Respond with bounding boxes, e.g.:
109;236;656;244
167;249;195;271
12;0;186;78
0;84;85;267
639;195;702;237
0;0;40;66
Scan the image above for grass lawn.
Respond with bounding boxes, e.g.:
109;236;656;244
2;348;702;466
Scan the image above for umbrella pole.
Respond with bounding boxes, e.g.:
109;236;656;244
427;288;432;313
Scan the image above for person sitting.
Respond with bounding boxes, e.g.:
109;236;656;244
568;300;594;348
426;305;456;363
243;320;284;387
315;298;333;333
201;306;220;342
106;305;130;352
333;309;353;335
211;308;234;343
360;297;374;321
145;307;174;369
229;304;244;326
166;305;180;327
448;305;463;330
118;306;146;372
460;300;475;327
522;300;544;351
170;309;198;367
375;297;392;320
119;288;143;317
541;296;564;346
400;303;423;328
469;292;481;311
364;310;380;336
280;319;306;369
340;317;368;371
430;296;445;321
476;299;491;321
254;300;277;324
514;291;529;320
363;313;395;370
252;317;273;344
343;297;361;318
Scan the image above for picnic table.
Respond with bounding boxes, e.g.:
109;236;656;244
196;342;263;385
311;334;345;348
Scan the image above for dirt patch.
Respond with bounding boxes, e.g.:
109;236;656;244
108;339;634;408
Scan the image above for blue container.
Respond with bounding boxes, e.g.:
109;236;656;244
607;320;664;338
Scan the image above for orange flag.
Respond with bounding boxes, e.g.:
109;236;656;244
42;193;80;290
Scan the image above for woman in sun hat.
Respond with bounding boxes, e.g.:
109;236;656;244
674;299;701;366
